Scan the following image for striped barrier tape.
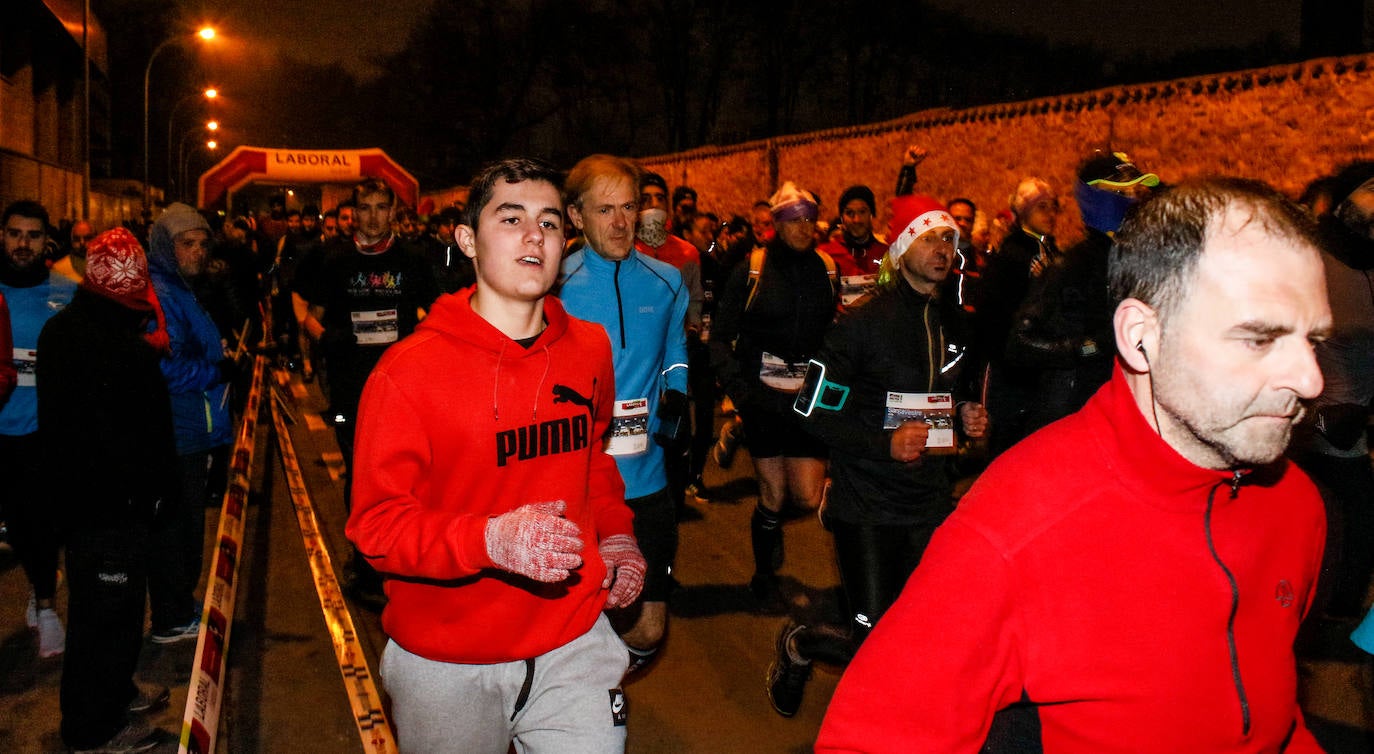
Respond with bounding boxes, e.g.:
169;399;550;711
179;355;266;754
268;367;396;753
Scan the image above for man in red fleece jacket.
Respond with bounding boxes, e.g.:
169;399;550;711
816;177;1333;753
347;157;645;753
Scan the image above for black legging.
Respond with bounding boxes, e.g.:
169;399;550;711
794;515;944;666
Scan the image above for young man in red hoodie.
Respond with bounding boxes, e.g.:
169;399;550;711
347;157;646;753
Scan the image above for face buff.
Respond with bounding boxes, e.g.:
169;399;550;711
637;208;669;248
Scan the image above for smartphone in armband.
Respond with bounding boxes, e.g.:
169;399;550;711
793;359;850;417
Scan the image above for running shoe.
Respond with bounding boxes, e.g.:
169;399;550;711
767;620;812;717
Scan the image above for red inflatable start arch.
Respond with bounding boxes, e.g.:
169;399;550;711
198;146;419;210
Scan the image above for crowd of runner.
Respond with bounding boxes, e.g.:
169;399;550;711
4;145;1374;752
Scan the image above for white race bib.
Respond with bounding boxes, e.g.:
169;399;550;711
883;391;955;449
840;274;878;306
351;309;399;345
13;347;36;388
605;397;650;456
759;351;807;393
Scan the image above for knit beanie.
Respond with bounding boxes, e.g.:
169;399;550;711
82;228;154;312
770;181;819;223
838;185;876;215
887;194;959;265
155;202;212;241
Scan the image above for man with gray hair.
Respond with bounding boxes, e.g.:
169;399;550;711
819;177;1331;752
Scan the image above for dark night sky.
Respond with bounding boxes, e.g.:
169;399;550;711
923;0;1301;59
192;0;433;81
194;0;1302;83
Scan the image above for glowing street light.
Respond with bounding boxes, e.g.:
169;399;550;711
144;25;217;208
166;87;221;193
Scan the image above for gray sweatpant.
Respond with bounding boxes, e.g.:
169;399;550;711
381;613;630;754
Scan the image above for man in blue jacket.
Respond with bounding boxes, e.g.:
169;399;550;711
0;200;77;659
146;203;233;644
559;154;690;673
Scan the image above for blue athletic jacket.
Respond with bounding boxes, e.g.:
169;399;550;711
148;227;232;456
558;248;688;498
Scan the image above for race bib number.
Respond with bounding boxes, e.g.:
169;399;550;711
840;274;878;306
759;351;807;393
13;348;36;388
351;309;399;345
883;391;955;451
605;397;650;456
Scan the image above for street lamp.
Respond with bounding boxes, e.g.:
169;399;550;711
143;26;216;208
178;124;223;203
181;140;221;204
165;87;220;196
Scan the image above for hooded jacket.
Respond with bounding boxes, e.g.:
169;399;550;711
147;213;231;456
346;289;633;663
818;366;1324;753
38;289;178;530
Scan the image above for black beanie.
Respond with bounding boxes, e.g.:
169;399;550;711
838;185;876;215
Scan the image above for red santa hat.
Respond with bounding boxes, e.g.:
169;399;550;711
887;194;959;265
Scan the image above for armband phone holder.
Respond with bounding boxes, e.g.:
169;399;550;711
793;359;849;417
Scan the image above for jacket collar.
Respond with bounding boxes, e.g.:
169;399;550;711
1090;364;1273;512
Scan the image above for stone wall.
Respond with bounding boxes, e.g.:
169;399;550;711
640;54;1374;245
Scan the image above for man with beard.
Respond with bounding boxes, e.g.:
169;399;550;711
819;178;1331;752
0;200;76;659
145;203;232;644
766;195;988;718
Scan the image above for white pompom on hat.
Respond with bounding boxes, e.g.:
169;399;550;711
887;194;959;265
769;181;819;223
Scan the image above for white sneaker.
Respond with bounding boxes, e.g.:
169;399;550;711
37;608;65;658
26;593;38;630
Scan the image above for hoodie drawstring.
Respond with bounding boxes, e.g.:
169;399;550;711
491;340;554;423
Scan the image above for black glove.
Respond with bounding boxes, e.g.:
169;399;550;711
653;389;690;449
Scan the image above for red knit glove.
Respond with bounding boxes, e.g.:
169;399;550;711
484;501;584;582
599;534;646;608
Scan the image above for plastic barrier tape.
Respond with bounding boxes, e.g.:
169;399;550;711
268;368;396;753
179;356;265;754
